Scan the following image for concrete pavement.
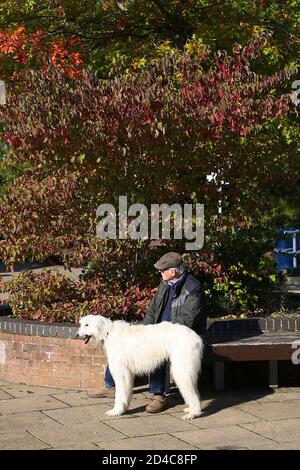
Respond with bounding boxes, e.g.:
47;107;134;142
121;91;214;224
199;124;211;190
1;381;300;450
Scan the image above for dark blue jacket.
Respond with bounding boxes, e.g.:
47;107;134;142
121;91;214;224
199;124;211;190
143;272;206;335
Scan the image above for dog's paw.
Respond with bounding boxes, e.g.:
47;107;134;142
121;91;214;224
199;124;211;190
106;408;123;417
183;407;190;413
182;411;202;421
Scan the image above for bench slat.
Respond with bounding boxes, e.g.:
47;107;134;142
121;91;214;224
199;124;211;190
206;332;300;361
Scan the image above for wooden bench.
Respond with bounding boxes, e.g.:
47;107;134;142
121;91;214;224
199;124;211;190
205;332;300;390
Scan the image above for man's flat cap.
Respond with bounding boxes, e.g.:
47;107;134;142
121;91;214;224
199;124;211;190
154;252;183;270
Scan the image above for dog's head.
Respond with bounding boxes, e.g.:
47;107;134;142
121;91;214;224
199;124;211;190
76;314;112;344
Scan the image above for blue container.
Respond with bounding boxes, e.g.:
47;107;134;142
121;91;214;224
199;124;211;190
275;228;300;270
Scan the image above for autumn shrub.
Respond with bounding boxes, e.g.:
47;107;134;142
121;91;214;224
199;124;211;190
183;232;284;317
0;32;297;320
4;269;155;324
0;33;297;272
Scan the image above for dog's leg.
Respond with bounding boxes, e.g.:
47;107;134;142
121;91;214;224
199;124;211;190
171;358;202;420
177;381;202;420
106;369;134;417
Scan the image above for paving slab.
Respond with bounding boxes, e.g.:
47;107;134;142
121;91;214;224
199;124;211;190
235;400;300;421
50;442;102;450
171;425;276;450
273;387;300;394
0;431;50;450
0;411;60;431
251;392;300;403
43;403;113;425
165;393;218;412
0;389;13;400
241;418;300;443
0;395;69;415
251;442;300;450
103;414;198;438
198;393;262;413
0;381;12;386
28;421;126;448
50;390;148;409
98;434;199;450
0;384;71;398
50;390;115;407
118;397;155;417
170;407;264;429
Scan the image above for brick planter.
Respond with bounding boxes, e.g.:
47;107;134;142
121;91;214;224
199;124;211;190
0;318;107;390
206;316;300;338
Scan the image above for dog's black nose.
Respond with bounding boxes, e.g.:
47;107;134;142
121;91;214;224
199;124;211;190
76;333;79;338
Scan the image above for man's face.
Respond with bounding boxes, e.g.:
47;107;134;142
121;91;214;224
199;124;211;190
159;267;178;282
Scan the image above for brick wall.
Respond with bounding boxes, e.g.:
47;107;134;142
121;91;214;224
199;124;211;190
0;319;107;390
0;317;148;390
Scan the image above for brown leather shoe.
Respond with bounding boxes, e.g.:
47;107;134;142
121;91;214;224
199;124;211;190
87;387;115;399
145;394;168;413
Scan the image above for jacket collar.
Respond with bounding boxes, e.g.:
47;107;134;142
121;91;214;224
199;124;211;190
162;272;188;296
167;273;184;286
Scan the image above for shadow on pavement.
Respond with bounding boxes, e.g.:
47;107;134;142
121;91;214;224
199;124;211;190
129;384;272;417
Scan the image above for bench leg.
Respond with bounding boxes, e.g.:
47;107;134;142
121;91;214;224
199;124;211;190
269;360;278;388
214;361;225;390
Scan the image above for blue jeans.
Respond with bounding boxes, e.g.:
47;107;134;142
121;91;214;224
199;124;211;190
105;363;167;394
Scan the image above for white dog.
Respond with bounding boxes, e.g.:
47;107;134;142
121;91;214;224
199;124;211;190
77;315;204;420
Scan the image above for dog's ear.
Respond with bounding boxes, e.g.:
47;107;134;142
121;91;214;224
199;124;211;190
95;316;112;342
